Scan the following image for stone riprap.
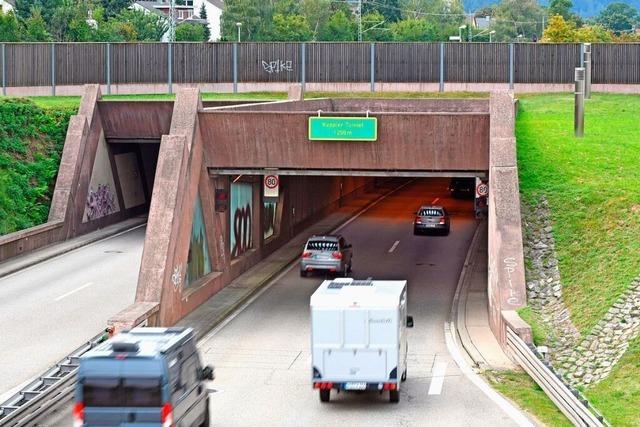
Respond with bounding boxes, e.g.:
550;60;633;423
522;197;640;387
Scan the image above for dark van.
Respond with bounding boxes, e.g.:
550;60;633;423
73;327;214;427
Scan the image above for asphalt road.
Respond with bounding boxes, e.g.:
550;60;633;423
39;179;528;426
198;179;521;426
0;226;144;396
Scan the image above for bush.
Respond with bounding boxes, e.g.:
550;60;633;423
0;98;74;235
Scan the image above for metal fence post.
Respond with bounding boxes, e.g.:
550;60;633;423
370;43;375;93
580;43;585;69
574;67;585;137
1;43;5;96
509;43;514;90
168;42;173;94
51;43;56;96
439;42;444;92
584;43;592;99
233;42;238;94
300;42;306;92
106;43;111;95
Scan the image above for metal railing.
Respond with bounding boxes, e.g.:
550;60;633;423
0;331;106;427
506;326;610;427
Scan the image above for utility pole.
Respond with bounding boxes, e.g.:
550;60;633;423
169;0;175;42
358;0;363;42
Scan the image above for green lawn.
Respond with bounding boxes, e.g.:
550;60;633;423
517;93;640;334
516;93;640;425
25;90;488;110
484;370;572;427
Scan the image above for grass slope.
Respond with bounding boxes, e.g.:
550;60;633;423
0;99;74;235
517;93;640;334
516;93;640;425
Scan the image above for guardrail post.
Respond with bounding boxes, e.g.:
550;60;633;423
106;43;111;95
51;43;56;96
439;42;444;92
300;42;306;92
168;42;173;94
233;42;238;94
509;43;514;90
370;43;375;93
1;43;5;96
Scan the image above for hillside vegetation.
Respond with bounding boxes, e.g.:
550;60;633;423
516;93;640;425
0;99;74;235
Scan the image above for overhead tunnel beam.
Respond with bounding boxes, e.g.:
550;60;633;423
208;168;487;178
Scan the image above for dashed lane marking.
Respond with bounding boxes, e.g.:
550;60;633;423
388;240;400;253
427;361;448;395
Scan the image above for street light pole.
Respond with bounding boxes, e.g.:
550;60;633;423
236;22;242;43
459;25;466;43
489;30;495;42
169;0;175;42
357;0;363;42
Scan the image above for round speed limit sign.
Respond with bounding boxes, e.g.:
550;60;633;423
476;183;489;197
264;175;279;189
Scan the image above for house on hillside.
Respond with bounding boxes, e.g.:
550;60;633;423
1;0;15;13
474;15;492;30
133;0;223;41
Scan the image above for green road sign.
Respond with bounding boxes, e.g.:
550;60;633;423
308;117;378;141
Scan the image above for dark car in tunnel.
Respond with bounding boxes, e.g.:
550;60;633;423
414;206;450;235
449;177;476;199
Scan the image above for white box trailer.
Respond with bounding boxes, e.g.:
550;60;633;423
310;278;414;403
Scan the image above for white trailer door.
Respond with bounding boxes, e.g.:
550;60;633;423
323;349;387;381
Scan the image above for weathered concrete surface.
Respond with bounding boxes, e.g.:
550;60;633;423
487;91;530;346
200;111;489;172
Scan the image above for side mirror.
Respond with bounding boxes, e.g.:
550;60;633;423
406;316;414;328
201;365;215;381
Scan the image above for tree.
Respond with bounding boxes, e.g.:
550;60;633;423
221;0;272;41
548;0;573;21
363;0;401;23
267;14;312;41
300;0;332;41
116;9;168;41
575;25;613;43
22;8;52;41
99;0;133;19
199;3;211;40
490;0;547;42
320;10;356;41
541;14;576;42
389;17;438;41
175;22;207;41
274;0;300;16
362;11;392;41
596;2;639;35
14;0;64;23
0;10;22;41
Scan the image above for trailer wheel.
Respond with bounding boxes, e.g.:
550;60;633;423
320;389;330;402
389;390;399;403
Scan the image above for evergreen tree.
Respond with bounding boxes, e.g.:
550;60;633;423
199;3;211;40
22;8;52;41
0;10;22;41
363;0;402;23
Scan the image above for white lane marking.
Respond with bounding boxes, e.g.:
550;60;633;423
200;181;415;344
54;282;94;301
388;240;400;253
444;321;535;426
431;197;440;204
427;361;448;395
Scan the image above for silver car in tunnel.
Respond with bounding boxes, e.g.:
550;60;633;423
300;235;353;277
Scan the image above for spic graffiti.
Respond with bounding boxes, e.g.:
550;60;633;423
264;202;277;239
230;183;253;258
85;184;117;221
185;196;212;287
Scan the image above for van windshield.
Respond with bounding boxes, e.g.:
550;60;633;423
83;378;162;407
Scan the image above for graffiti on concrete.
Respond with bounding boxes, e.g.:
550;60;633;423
264;202;277;239
230;182;253;258
85;184;117;221
171;264;183;291
503;257;522;306
185;196;212;287
262;60;293;74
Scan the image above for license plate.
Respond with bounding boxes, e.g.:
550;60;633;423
344;382;367;390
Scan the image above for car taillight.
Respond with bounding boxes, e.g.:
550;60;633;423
302;251;312;258
72;402;84;427
439;217;446;224
383;383;398;390
331;251;343;260
415;216;422;224
161;403;174;427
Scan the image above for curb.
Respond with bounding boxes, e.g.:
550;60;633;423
0;218;147;279
450;219;489;370
191;184;406;342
